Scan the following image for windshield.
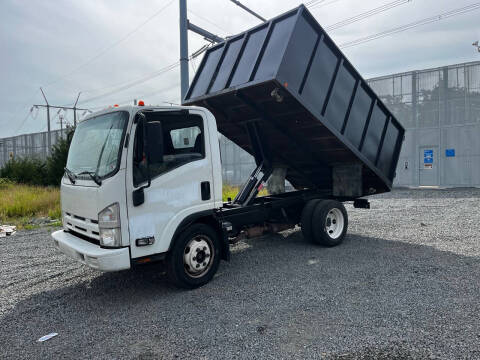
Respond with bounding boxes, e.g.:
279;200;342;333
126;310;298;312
67;111;128;179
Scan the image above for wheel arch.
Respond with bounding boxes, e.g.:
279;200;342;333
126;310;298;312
169;210;230;261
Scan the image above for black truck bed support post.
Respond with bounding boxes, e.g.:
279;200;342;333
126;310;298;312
233;161;271;206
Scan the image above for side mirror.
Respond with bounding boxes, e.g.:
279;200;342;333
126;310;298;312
146;121;164;164
132;113;164;207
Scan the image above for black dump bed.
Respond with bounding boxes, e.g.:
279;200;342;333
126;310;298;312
183;5;404;197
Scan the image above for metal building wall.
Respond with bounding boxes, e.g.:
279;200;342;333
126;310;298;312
219;135;256;185
368;61;480;187
0;129;67;168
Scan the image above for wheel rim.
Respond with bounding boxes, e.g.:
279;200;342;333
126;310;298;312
183;235;214;278
325;208;344;239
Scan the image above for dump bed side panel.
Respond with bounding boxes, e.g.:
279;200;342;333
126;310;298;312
184;5;404;197
275;9;404;184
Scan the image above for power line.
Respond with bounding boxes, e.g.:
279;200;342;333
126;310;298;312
13;110;34;136
77;44;209;106
340;3;480;49
325;0;411;32
305;0;323;6
44;0;175;88
78;62;180;105
308;0;342;10
79;64;179;95
188;9;229;34
88;82;181;111
229;0;266;22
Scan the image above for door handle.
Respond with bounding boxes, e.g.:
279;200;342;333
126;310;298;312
201;181;211;201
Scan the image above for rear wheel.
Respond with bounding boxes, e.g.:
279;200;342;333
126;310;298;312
311;200;348;246
167;223;220;289
300;199;322;241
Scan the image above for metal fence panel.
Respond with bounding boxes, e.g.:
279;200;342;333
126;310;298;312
0;129;67;168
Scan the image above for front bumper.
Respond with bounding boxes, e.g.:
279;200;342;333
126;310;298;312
52;230;130;271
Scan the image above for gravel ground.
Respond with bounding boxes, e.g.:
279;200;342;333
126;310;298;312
1;188;479;359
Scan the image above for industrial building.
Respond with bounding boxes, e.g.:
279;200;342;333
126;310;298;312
368;60;480;187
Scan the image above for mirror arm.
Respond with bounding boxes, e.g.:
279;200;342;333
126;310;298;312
139;112;151;189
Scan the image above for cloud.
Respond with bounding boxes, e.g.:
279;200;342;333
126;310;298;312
0;0;479;137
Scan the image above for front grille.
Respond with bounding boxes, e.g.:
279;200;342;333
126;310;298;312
68;229;100;246
64;212;100;241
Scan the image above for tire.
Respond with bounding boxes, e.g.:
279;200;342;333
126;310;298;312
167;223;220;289
300;199;322;241
311;200;348;247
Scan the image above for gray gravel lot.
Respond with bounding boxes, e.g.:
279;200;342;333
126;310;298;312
1;188;479;359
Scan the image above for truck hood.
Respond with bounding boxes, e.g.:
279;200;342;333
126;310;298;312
60;169;130;246
61;180;101;220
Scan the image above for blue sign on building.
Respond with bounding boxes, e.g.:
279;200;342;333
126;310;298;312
424;149;433;164
446;149;455;157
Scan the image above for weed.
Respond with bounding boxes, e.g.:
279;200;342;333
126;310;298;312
0;183;60;227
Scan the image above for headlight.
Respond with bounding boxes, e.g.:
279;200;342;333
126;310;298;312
98;203;121;228
99;228;122;247
98;203;121;248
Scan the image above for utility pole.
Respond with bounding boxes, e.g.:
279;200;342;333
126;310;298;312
58;114;64;132
39;87;51;155
73;92;81;126
180;0;189;101
179;0;224;102
33;93;89;153
229;0;266;22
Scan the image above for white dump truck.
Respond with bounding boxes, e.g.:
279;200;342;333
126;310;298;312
52;5;404;288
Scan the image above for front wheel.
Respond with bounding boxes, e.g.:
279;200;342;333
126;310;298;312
311;200;348;247
167;223;220;289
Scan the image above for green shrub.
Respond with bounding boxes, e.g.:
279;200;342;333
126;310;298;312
0;177;13;187
0;127;74;187
0;157;48;185
46;131;73;186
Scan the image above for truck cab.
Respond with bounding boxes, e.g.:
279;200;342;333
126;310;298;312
52;105;226;287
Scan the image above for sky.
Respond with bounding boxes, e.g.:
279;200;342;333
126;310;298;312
0;0;479;138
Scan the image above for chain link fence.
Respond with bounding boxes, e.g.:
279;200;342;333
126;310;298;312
368;60;480;186
0;129;68;168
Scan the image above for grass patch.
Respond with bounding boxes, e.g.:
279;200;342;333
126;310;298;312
222;184;239;202
222;184;268;202
0;181;60;227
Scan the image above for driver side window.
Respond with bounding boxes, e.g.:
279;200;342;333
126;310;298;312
133;114;205;187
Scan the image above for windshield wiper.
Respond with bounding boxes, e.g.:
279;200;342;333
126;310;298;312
77;171;102;186
64;167;76;184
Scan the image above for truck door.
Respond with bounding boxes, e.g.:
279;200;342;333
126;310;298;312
126;109;215;259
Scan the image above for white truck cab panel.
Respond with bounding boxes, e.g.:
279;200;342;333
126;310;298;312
125;107;222;258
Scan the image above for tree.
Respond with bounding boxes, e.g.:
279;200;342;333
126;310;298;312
46;127;75;186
